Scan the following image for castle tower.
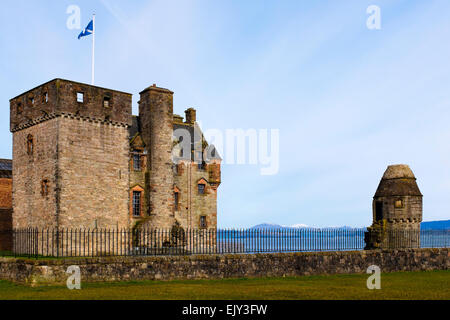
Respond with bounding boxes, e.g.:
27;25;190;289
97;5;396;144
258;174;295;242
139;84;176;228
10;79;132;229
365;164;423;249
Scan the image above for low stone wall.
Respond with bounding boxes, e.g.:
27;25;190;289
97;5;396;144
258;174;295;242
0;248;448;286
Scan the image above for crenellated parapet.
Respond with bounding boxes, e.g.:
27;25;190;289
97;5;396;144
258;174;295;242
10;79;132;133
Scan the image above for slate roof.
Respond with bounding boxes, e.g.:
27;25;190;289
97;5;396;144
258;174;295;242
374;165;422;197
0;159;12;178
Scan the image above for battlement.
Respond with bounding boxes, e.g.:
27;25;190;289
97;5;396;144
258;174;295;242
10;79;132;132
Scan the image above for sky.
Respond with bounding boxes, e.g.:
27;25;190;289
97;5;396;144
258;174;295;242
1;0;450;228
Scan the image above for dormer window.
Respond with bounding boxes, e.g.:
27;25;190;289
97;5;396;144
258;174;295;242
77;92;84;103
27;134;34;155
133;154;141;171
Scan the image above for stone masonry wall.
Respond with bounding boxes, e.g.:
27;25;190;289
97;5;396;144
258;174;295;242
0;248;447;285
12;119;59;229
174;162;217;229
57;117;130;229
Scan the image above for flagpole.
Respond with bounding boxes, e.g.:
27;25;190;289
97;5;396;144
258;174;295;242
91;14;95;85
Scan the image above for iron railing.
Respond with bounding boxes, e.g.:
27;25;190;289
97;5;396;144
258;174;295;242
0;228;448;258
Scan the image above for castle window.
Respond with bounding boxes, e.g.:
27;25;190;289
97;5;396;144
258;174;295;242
27;134;34;155
17;103;23;114
375;201;383;221
103;97;111;108
41;179;49;197
198;184;206;195
43;92;48;103
198;162;207;171
77;92;84;103
174;192;179;210
200;216;207;229
132;191;142;217
29;97;34;105
394;199;404;209
133;154;141;171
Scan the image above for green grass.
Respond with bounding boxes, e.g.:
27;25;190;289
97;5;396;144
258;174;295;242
0;270;448;300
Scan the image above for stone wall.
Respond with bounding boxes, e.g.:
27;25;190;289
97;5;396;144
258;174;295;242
174;162;218;230
12;119;59;229
0;248;447;286
57;117;130;229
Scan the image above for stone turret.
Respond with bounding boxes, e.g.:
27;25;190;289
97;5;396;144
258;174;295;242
365;164;423;249
139;84;176;228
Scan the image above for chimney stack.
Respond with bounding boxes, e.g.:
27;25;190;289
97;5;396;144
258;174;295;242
185;108;196;124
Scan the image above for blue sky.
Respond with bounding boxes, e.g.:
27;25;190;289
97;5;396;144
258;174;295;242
1;0;450;228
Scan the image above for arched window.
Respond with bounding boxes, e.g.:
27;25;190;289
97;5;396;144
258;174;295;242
27;134;34;155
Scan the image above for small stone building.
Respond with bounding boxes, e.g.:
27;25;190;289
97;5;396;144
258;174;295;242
8;79;221;233
365;164;423;249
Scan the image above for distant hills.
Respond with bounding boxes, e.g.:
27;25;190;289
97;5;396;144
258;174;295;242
250;220;450;230
249;223;354;230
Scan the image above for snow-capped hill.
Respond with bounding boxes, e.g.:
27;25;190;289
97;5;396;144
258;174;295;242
290;224;308;228
249;223;282;229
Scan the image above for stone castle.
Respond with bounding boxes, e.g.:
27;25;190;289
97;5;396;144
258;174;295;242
6;79;221;231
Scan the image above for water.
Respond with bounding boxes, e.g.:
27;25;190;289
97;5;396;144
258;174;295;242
214;229;450;254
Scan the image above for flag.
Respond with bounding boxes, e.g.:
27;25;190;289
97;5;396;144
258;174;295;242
78;20;94;39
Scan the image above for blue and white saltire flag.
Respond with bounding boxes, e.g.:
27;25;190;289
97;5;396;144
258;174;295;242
77;15;96;85
78;20;94;39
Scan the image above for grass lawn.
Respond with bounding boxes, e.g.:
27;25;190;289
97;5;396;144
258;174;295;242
0;270;448;300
